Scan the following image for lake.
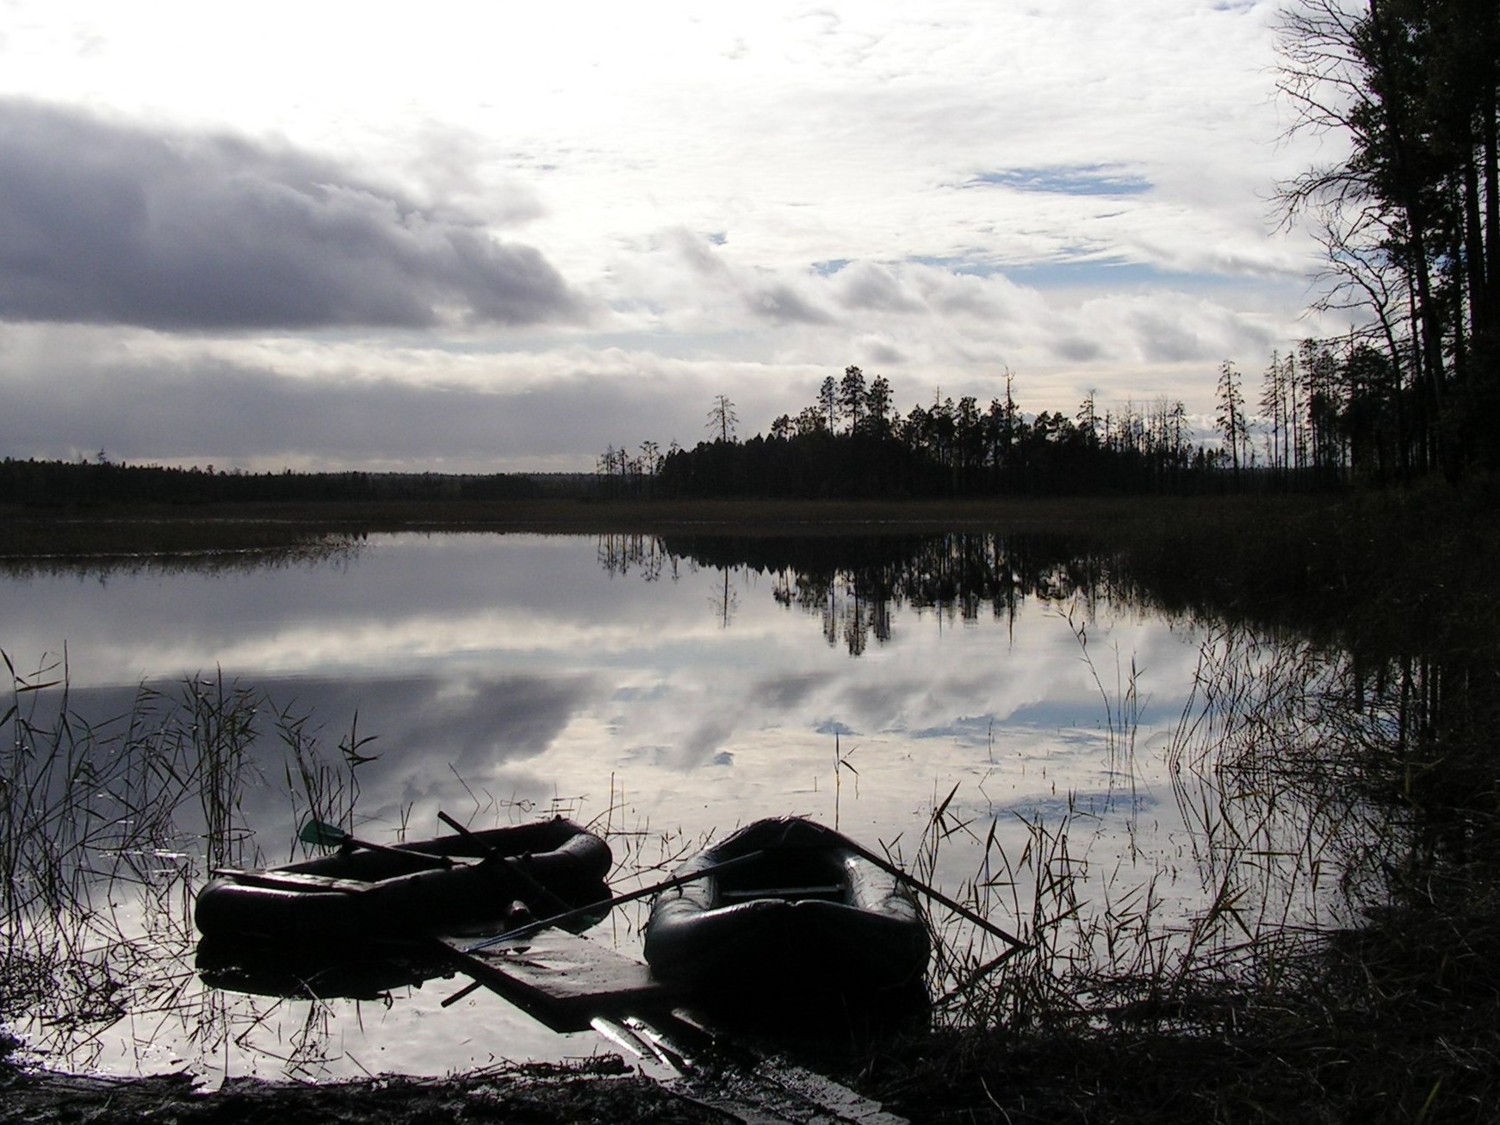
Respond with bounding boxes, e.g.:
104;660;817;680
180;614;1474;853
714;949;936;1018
0;530;1369;1081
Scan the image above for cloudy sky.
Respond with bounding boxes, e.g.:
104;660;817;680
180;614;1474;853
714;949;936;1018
0;1;1342;473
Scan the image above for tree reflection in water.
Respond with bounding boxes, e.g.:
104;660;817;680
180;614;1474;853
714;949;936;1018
597;531;1122;656
596;529;1500;1048
3;525;1492;1096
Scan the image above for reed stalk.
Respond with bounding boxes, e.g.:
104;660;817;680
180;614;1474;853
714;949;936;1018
875;597;1500;1121
0;652;370;1071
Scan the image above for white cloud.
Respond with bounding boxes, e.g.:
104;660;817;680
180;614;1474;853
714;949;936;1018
0;0;1341;470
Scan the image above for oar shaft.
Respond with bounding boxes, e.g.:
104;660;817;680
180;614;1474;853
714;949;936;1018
349;835;453;865
464;849;765;952
300;820;453;866
847;841;1030;950
438;809;572;915
455;826;1028;953
437;810;487;848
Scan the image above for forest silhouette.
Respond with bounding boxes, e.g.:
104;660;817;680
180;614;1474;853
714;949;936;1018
600;341;1456;501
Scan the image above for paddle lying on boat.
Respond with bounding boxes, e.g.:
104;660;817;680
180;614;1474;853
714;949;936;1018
194;816;611;944
836;835;1029;951
461;815;1027;971
296;819;457;865
437;809;575;916
462;849;767;952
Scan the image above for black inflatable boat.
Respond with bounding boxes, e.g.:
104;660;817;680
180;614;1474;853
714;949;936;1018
643;816;930;995
195;816;611;944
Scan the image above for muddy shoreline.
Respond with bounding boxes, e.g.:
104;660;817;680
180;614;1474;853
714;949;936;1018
0;1057;737;1124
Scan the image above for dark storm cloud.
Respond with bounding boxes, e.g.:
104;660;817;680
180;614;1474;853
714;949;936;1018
861;340;906;365
0;99;582;330
833;262;923;314
1055;335;1103;361
746;283;832;325
0;355;682;467
1129;308;1208;362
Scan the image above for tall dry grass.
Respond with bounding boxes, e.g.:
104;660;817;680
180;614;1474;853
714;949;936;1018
874;605;1500;1122
0;653;368;1071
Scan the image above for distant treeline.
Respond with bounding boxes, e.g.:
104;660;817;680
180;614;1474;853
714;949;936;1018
600;350;1408;500
0;458;547;508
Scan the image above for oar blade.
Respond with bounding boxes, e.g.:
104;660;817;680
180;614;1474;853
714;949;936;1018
297;819;350;847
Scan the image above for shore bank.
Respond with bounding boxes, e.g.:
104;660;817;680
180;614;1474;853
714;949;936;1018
0;492;1322;558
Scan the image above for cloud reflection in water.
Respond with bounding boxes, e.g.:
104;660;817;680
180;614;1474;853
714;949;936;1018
2;530;1223;1079
0;532;1206;839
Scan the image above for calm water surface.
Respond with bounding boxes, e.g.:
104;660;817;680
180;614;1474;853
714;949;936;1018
0;531;1320;1081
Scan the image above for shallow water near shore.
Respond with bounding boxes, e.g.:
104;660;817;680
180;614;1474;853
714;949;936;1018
0;530;1362;1082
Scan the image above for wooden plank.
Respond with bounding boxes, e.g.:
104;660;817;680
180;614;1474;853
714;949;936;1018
435;931;910;1124
434;929;673;1033
655;1016;909;1125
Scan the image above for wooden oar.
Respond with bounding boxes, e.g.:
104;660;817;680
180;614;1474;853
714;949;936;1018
935;944;1029;1007
462;849;766;953
725;817;1029;950
437;810;490;848
436;809;574;916
457;832;1028;952
841;839;1031;951
297;820;456;867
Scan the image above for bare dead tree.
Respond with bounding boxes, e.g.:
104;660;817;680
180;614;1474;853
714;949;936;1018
706;395;739;443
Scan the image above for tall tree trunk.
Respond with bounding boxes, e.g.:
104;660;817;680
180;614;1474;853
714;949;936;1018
1486;85;1500;313
1368;1;1448;470
1464;154;1487;343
